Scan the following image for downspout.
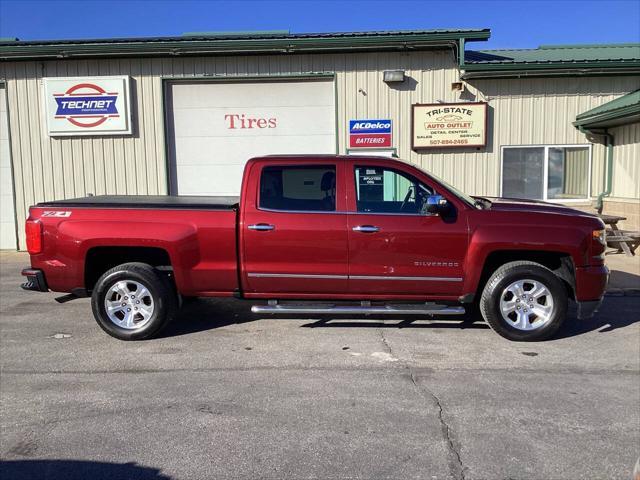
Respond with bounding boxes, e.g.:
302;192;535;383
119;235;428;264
458;38;466;69
578;126;614;213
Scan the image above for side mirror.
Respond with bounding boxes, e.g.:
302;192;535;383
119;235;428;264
425;194;448;214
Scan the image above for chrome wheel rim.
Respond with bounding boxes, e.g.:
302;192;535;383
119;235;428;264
499;279;554;331
104;280;155;330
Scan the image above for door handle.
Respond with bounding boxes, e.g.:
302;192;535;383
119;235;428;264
248;223;275;231
352;225;380;233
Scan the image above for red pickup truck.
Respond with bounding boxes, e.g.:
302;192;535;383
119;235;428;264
21;155;608;341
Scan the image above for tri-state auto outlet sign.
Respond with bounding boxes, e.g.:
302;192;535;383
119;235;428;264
349;119;392;148
43;76;132;136
412;102;487;149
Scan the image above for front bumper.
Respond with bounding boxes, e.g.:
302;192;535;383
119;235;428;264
574;264;608;320
576;298;604;319
575;264;609;296
21;268;49;292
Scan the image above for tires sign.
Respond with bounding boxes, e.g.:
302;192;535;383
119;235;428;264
43;76;132;136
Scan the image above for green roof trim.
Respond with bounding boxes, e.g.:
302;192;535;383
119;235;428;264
463;43;640;76
573;90;640;129
0;29;490;60
181;30;290;37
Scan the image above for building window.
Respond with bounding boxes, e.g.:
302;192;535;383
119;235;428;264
501;145;591;201
259;165;336;212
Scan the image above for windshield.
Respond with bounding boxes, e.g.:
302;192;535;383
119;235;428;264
408;162;479;208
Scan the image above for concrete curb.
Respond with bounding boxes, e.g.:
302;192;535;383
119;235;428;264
605;288;640;297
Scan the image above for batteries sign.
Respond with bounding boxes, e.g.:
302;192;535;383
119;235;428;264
349;119;392;148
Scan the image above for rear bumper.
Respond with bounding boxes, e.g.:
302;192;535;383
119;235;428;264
21;268;49;292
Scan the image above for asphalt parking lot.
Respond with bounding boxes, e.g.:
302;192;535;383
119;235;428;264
1;251;639;480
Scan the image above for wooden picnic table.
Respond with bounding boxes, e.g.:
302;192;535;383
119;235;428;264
598;214;639;257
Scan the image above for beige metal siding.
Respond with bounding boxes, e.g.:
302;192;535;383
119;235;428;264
464;76;640;200
1;52;639;248
0;50;464;247
610;122;640;199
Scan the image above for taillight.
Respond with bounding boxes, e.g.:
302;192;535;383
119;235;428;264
25;221;43;255
591;229;606;261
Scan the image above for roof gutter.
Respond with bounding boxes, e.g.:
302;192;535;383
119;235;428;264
0;31;490;61
460;66;640;79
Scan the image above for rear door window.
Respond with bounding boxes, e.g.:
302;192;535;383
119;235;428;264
260;165;336;212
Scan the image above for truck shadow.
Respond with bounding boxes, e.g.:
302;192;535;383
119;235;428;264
161;298;489;338
0;459;171;480
161;297;639;340
553;296;640;339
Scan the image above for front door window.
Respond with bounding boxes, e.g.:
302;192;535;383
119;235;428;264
354;166;433;214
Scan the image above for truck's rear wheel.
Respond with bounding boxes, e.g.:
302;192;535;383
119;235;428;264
91;262;177;340
480;261;567;341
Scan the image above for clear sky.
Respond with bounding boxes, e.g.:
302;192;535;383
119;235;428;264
0;0;638;49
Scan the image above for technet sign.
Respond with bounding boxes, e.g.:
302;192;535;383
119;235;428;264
44;76;132;136
349;119;392;148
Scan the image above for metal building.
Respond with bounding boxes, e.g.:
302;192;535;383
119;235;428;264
0;30;638;249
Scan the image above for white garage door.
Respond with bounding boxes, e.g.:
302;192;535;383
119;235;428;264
166;78;336;196
0;86;17;250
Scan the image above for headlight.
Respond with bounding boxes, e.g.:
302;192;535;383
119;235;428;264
592;229;606;246
591;229;606;260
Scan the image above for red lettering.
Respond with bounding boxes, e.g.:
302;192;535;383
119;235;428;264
225;114;240;129
225;114;278;129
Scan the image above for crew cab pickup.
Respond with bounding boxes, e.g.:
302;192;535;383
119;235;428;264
21;155;609;341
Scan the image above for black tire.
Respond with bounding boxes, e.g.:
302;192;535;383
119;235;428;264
479;261;568;341
91;262;178;340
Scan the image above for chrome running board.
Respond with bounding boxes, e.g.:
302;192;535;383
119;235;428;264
251;303;465;316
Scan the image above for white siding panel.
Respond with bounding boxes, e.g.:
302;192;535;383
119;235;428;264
167;79;336;196
0;85;17;249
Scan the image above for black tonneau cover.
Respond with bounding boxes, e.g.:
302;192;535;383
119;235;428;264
36;195;240;210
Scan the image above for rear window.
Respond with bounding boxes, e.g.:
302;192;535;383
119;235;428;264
259;165;336;212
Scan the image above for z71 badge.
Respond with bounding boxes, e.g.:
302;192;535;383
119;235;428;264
42;211;72;218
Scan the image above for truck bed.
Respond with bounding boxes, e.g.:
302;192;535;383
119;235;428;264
36;195;240;210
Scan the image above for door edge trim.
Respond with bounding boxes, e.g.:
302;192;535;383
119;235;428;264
248;273;462;282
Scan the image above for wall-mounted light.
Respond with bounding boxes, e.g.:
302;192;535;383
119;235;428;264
383;70;405;83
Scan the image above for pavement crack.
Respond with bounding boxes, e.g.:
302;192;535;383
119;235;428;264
379;328;466;480
379;327;393;355
408;365;466;480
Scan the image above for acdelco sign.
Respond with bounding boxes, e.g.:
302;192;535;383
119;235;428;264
44;76;132;136
349;119;392;148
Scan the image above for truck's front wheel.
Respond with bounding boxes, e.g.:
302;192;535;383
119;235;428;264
91;262;177;340
480;261;568;341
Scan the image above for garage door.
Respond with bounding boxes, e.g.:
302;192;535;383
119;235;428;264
166;78;336;196
0;86;17;250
